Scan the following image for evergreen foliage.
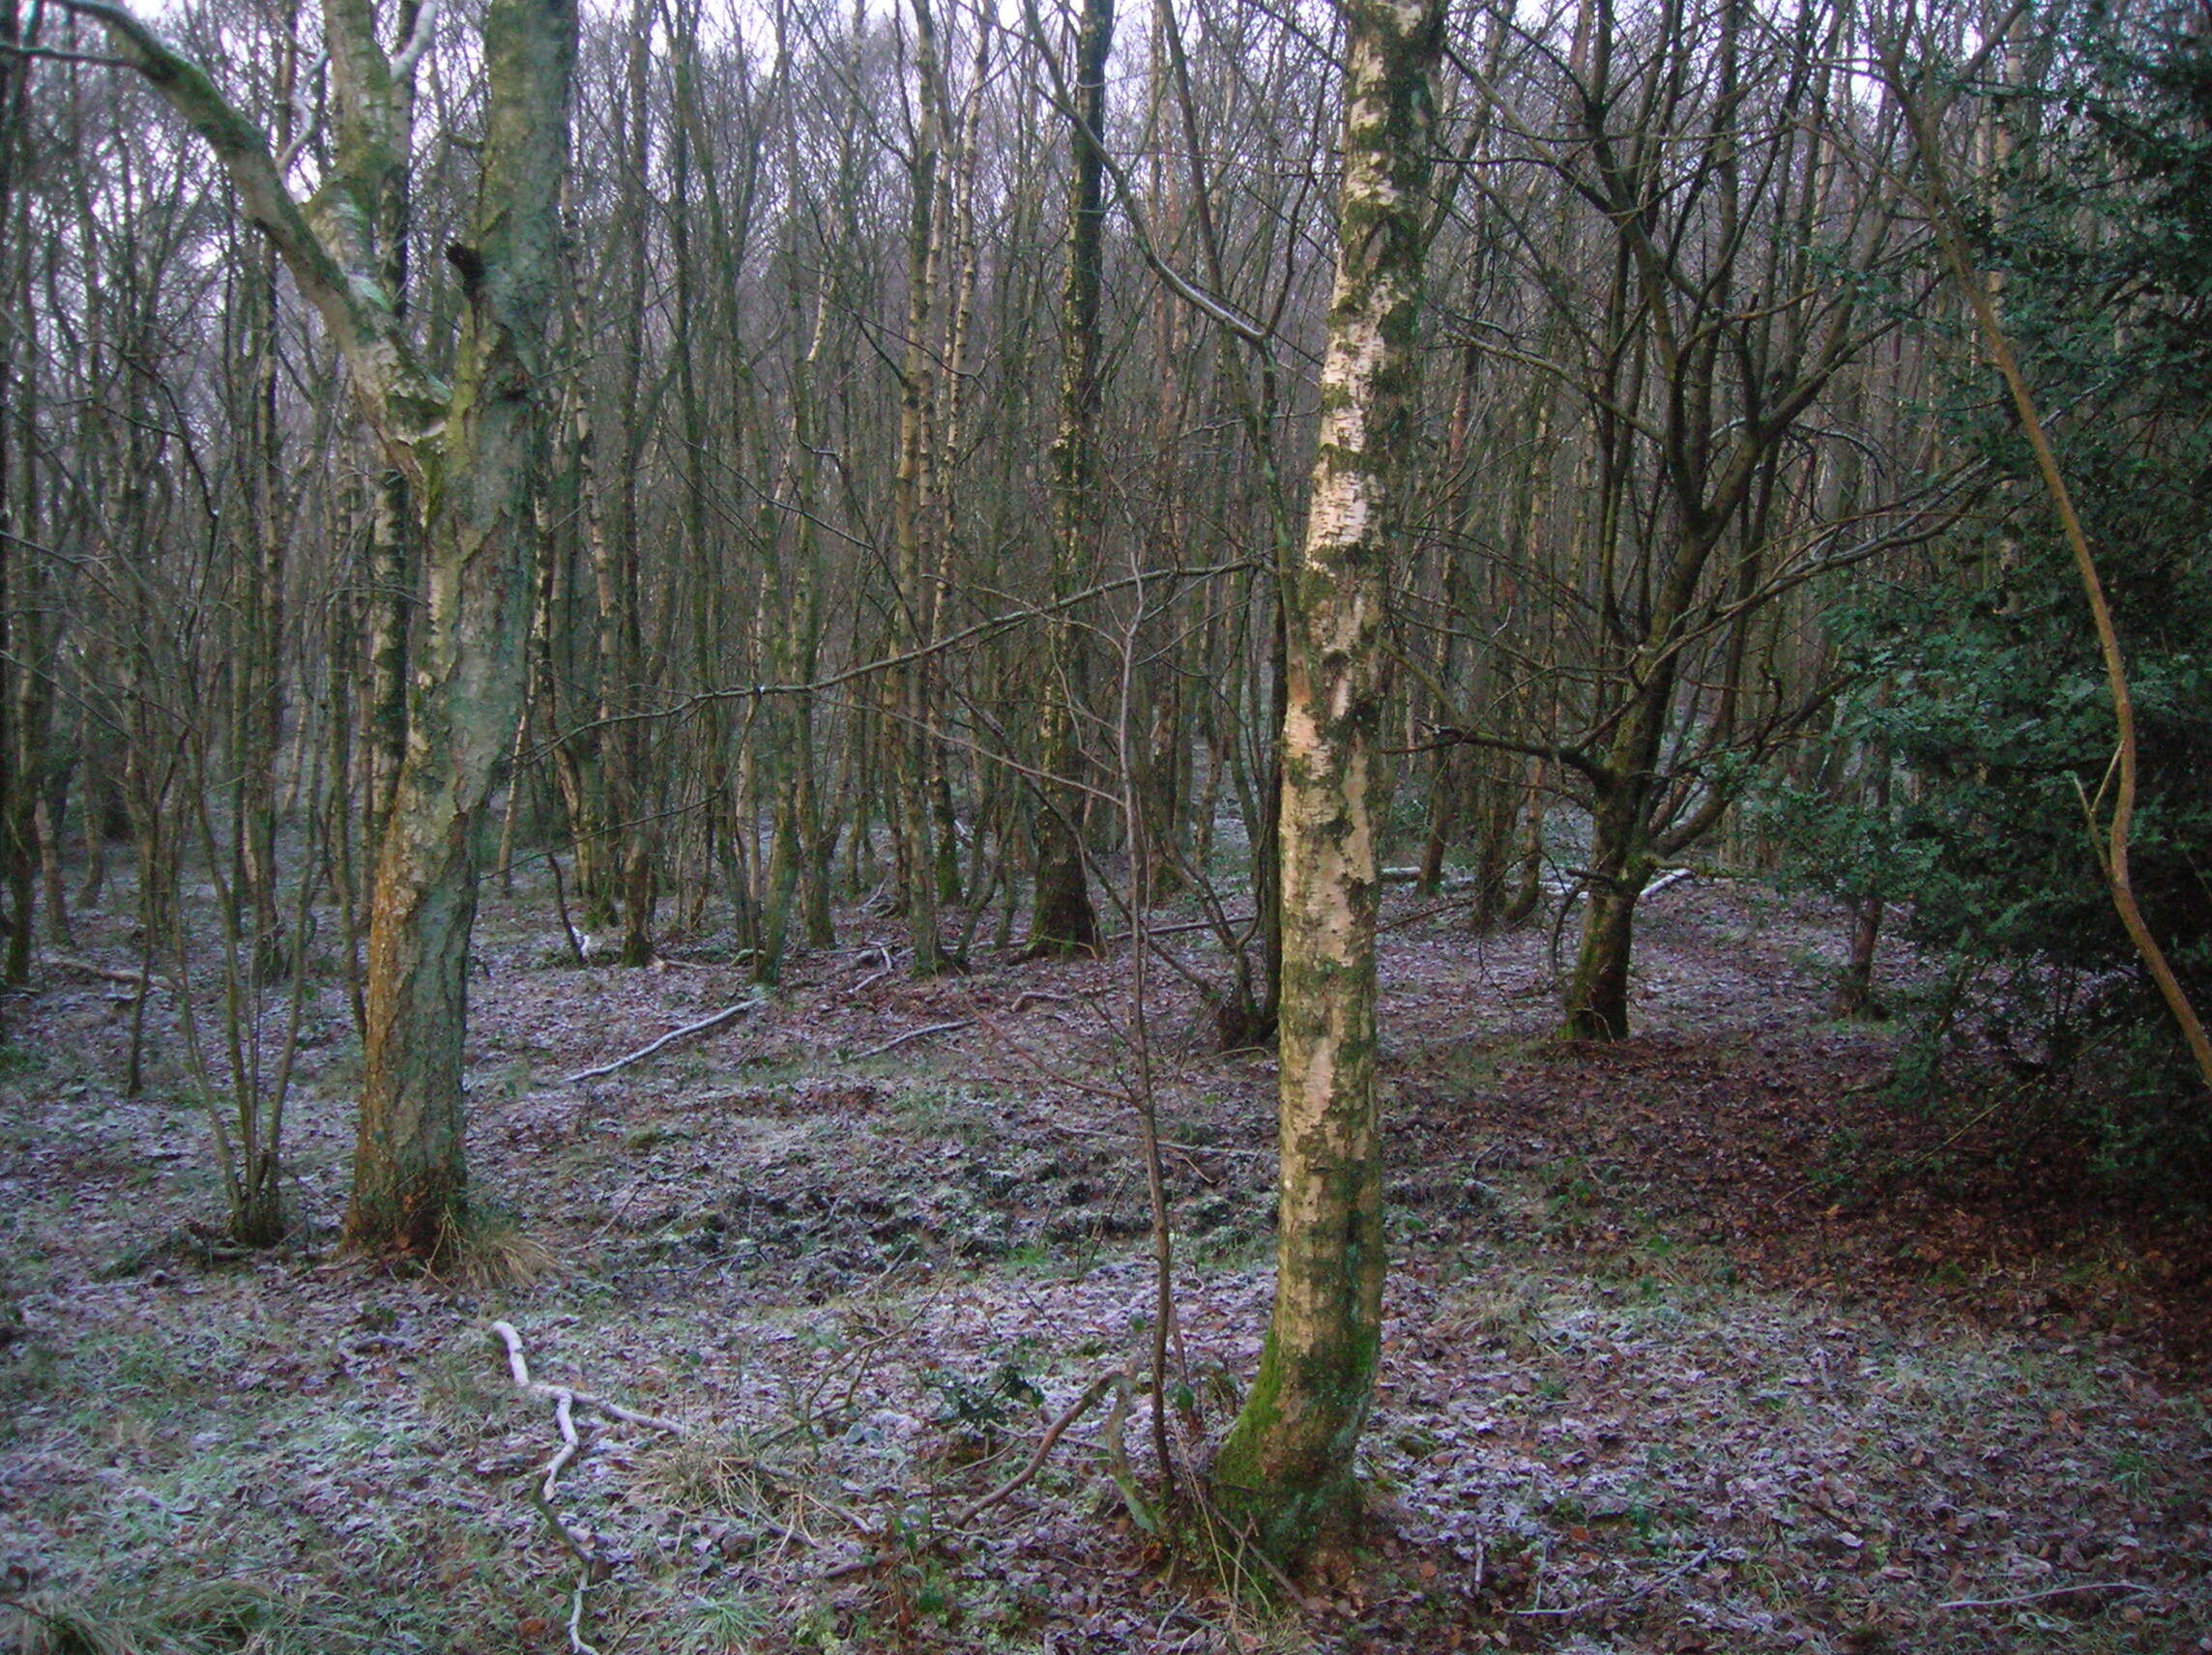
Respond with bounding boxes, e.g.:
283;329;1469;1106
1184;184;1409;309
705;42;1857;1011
1795;5;2212;1170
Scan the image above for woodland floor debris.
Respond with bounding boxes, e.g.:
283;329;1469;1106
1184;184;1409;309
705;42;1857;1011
0;874;2207;1653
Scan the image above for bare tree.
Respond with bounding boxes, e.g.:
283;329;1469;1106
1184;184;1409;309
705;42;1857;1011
1210;0;1448;1566
72;0;577;1260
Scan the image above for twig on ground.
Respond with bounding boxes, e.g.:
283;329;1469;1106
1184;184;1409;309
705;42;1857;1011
850;1020;974;1060
1047;1119;1273;1160
950;1372;1117;1528
489;1321;688;1655
1937;1581;2147;1611
566;999;758;1085
586;1184;645;1245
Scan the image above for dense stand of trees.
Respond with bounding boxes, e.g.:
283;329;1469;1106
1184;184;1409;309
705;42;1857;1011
3;0;2208;1562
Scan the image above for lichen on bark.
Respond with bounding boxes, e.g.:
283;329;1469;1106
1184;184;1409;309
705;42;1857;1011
1209;0;1446;1570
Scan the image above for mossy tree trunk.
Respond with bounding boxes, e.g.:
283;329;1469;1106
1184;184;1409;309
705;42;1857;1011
1209;0;1446;1567
91;0;577;1261
352;0;574;1256
1560;692;1665;1039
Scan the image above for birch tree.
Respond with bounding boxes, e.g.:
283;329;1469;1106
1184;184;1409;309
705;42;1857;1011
1209;0;1447;1566
73;0;577;1260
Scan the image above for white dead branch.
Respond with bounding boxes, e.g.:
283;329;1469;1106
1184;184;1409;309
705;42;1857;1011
565;999;758;1086
487;1320;686;1655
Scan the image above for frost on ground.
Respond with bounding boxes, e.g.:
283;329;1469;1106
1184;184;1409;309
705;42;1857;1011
0;876;2206;1654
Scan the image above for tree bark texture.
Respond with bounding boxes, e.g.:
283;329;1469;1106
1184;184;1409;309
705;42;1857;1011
350;0;575;1257
1209;0;1445;1566
1028;0;1112;956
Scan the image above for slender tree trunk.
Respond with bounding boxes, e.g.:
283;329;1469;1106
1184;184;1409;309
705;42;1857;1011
1211;0;1445;1566
1029;0;1113;956
608;14;656;968
891;0;946;975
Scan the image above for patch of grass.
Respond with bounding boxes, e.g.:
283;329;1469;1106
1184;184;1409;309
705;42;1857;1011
0;1577;428;1655
678;1588;774;1653
434;1201;559;1290
1437;1270;1563;1354
881;1084;993;1147
0;1041;47;1078
1184;1221;1270;1270
1002;1235;1090;1277
637;1428;791;1523
416;1332;513;1429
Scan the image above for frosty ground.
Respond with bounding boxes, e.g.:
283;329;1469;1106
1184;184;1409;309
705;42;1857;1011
1;874;2205;1653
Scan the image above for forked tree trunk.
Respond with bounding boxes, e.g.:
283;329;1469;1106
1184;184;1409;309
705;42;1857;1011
87;0;580;1261
349;3;576;1257
1210;0;1445;1566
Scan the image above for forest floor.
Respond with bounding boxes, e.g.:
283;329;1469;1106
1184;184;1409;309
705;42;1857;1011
1;865;2208;1655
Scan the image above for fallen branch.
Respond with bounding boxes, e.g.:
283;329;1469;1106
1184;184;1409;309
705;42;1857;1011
489;1320;688;1440
566;1581;597;1655
567;999;758;1085
1046;1119;1273;1160
848;945;897;996
489;1321;687;1655
1102;912;1255;943
1936;1581;2148;1611
849;1020;974;1060
47;953;171;992
950;1371;1117;1528
1380;866;1482;889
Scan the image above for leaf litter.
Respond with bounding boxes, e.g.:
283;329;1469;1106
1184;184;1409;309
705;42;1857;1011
0;871;2205;1653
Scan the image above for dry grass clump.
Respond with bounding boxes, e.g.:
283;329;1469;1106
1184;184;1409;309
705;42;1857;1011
436;1204;561;1289
1;1580;326;1655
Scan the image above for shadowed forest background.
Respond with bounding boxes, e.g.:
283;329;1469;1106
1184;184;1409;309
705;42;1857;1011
1;0;2210;1648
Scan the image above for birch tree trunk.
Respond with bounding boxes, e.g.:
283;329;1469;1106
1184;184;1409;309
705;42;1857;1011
83;0;577;1261
1209;0;1445;1566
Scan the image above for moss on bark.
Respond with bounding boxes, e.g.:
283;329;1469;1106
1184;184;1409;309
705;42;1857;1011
1208;0;1446;1571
